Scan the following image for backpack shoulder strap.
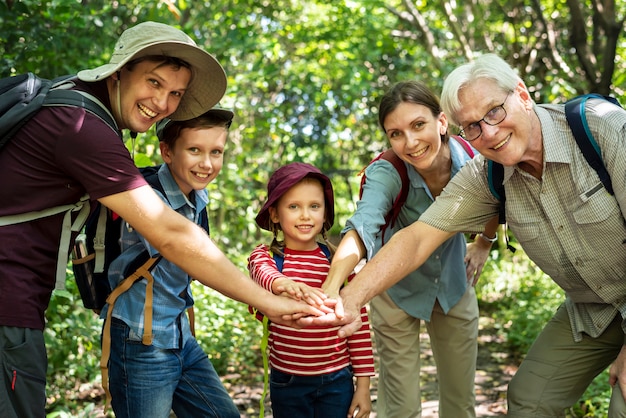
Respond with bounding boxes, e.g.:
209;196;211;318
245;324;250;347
487;160;506;225
140;165;164;193
44;78;119;136
358;149;409;244
564;94;615;195
318;242;331;260
377;150;409;241
451;135;475;158
272;251;284;272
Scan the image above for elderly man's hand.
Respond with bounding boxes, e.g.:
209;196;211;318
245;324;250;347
295;290;363;338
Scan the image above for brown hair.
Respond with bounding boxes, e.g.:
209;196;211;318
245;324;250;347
158;111;232;149
378;80;449;143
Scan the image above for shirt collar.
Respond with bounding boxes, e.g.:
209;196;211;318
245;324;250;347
156;164;209;212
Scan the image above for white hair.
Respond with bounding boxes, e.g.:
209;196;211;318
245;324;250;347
441;53;522;125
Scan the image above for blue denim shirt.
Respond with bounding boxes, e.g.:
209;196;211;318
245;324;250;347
343;139;476;320
102;164;209;349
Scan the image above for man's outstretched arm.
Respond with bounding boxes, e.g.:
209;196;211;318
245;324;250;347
299;221;454;336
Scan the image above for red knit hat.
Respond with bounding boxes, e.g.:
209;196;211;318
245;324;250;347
255;162;335;231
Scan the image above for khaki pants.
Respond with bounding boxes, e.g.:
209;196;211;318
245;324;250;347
370;286;479;418
507;304;626;418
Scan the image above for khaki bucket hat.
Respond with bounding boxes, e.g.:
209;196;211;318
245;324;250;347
77;21;226;121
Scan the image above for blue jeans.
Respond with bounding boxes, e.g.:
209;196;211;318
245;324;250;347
107;318;239;418
269;366;354;418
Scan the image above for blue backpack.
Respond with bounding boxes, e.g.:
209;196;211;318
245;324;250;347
488;94;623;225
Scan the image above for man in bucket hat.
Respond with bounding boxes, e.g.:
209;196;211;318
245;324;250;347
0;21;322;418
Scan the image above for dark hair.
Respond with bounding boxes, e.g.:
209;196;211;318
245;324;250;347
378;81;449;143
125;55;191;72
159;111;232;149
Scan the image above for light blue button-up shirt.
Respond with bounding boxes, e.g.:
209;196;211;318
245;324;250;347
102;164;209;349
343;139;476;320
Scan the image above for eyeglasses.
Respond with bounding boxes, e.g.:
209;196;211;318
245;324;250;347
458;92;512;142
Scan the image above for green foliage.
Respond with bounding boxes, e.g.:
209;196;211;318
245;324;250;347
192;283;264;380
2;1;621;416
45;272;104;415
477;249;565;358
570;369;612;417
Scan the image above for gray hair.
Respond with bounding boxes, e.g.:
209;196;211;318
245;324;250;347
441;54;522;126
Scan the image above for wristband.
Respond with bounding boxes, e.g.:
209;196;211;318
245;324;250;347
479;232;498;243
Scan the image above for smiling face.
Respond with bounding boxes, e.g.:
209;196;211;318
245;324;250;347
159;126;227;196
455;78;539;167
112;59;191;133
383;101;448;172
268;178;326;251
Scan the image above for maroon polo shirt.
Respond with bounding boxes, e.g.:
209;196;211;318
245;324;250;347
0;79;147;330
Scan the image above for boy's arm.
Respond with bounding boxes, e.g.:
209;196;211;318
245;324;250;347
99;186;323;325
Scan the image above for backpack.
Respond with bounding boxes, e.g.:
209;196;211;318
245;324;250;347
71;164;209;311
0;72;118;150
359;135;474;243
0;72;120;290
487;94;623;225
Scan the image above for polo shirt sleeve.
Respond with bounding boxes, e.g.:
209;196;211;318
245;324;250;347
53;106;147;200
419;155;500;234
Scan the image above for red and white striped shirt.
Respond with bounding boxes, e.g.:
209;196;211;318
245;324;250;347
248;244;375;377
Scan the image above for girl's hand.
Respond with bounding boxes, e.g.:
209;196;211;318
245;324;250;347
272;278;327;308
348;377;371;418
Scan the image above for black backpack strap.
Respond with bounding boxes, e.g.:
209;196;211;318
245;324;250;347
43;89;119;136
487;160;506;224
564;94;615;195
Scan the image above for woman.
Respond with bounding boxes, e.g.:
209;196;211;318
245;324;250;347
323;80;498;418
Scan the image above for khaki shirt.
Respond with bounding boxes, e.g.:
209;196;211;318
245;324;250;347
420;98;626;342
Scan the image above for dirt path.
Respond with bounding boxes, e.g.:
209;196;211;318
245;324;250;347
81;312;515;417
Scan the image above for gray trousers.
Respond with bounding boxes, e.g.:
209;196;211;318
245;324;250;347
0;326;47;418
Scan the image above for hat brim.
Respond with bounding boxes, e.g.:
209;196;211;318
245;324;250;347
77;42;226;121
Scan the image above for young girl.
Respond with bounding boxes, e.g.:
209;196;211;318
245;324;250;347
102;108;240;418
323;81;499;418
247;162;375;418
